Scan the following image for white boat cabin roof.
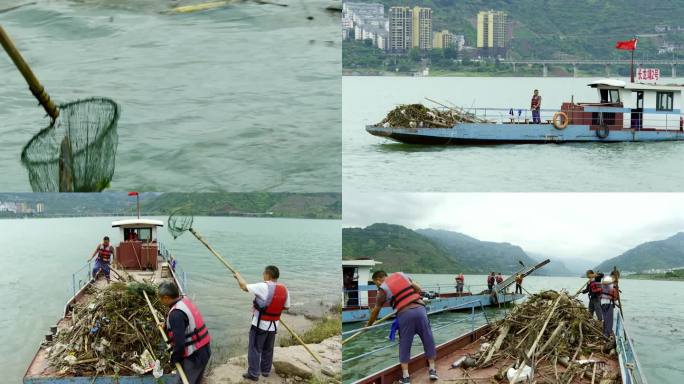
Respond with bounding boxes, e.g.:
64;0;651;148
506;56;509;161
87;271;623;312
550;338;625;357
111;218;164;228
588;78;684;92
342;259;382;268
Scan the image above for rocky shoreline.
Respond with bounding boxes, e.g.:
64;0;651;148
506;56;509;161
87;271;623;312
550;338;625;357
206;336;341;383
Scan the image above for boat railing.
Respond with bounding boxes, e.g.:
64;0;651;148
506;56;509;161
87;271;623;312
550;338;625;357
432;105;683;129
342;299;489;364
344;283;498;309
158;241;188;294
615;312;648;384
71;260;93;298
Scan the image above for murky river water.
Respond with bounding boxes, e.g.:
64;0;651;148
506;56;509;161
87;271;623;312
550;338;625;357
0;0;341;192
342;274;684;384
0;216;341;382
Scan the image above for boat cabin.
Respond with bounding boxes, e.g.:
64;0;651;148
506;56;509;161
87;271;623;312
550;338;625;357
342;259;381;308
111;218;163;270
563;79;683;131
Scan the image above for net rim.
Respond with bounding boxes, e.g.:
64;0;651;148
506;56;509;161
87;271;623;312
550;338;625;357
20;97;120;166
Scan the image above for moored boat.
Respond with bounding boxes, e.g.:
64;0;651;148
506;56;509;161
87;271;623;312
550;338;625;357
342;259;549;323
23;217;186;383
367;79;684;144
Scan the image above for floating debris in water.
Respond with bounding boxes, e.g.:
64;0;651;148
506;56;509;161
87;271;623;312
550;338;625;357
376;103;487;128
46;282;172;376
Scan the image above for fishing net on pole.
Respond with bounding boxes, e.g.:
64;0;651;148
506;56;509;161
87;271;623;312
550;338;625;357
20;97;119;192
167;207;194;239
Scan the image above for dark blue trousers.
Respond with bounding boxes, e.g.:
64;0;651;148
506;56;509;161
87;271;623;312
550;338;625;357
247;325;276;377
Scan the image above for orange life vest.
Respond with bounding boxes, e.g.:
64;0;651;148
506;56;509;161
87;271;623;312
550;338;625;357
254;282;288;324
496;275;504;284
487;275;495;285
456;274;464;283
383;273;422;312
166;298;211;357
97;244;113;263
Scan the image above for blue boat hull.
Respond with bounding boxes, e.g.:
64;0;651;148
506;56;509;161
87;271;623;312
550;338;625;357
342;293;523;323
367;123;684;144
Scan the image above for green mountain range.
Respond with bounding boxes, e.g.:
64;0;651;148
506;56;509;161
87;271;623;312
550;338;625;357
0;193;341;220
342;223;572;274
595;232;684;273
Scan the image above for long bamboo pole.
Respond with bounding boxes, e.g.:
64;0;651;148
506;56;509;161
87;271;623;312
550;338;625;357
187;228;322;364
341;311;396;346
142;291;190;384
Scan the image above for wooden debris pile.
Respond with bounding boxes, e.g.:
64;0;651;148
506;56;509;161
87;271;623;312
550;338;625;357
465;290;619;383
375;103;486;128
46;282;173;376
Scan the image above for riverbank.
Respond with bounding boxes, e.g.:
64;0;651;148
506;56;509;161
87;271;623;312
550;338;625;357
624;270;684;281
207;312;342;383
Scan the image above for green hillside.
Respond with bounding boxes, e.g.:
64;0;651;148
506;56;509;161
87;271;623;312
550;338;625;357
142;193;341;219
0;193;341;220
342;223;460;273
342;223;565;274
595;232;684;273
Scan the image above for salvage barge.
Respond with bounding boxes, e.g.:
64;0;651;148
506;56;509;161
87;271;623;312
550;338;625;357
342;259;549;323
351;291;648;384
23;218;185;383
367;79;684;144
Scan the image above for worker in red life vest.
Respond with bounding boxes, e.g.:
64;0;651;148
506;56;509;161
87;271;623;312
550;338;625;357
487;272;495;293
495;272;504;285
600;276;618;337
454;273;464;295
234;265;290;381
87;236;115;283
581;270;604;321
531;89;542;124
367;271;438;383
158;282;211;384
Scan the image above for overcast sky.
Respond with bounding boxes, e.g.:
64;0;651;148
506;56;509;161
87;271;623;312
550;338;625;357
343;193;684;262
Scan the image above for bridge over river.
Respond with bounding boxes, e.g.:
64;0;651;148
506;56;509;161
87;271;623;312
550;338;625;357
506;59;684;77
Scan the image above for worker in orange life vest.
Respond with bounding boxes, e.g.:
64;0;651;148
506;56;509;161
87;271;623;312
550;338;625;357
234;265;290;381
368;271;438;383
158;282;211;384
88;236;115;283
581;270;604;321
454;273;464;295
531;89;542;123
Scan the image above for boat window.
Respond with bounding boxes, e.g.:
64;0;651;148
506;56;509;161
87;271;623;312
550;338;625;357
609;89;620;103
599;89;609;103
636;91;643;109
123;227;153;242
657;92;674;111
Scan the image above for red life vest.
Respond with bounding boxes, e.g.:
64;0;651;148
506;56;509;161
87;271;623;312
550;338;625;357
487;275;495;285
383;273;422;312
97;244;113;263
456;274;464;283
531;95;541;109
589;281;603;294
254;282;288;323
166;298;211;357
496;275;504;284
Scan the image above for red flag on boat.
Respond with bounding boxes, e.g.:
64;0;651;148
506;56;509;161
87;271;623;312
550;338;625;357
615;38;638;51
128;191;139;196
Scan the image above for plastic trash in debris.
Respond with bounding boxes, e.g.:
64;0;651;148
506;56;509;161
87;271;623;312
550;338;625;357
63;355;77;365
451;356;466;368
479;342;491;353
140;349;155;373
90;320;100;334
153;360;163;378
506;363;532;383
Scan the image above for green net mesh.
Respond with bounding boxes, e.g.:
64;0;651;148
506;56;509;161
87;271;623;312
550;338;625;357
168;207;194;239
20;97;119;192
